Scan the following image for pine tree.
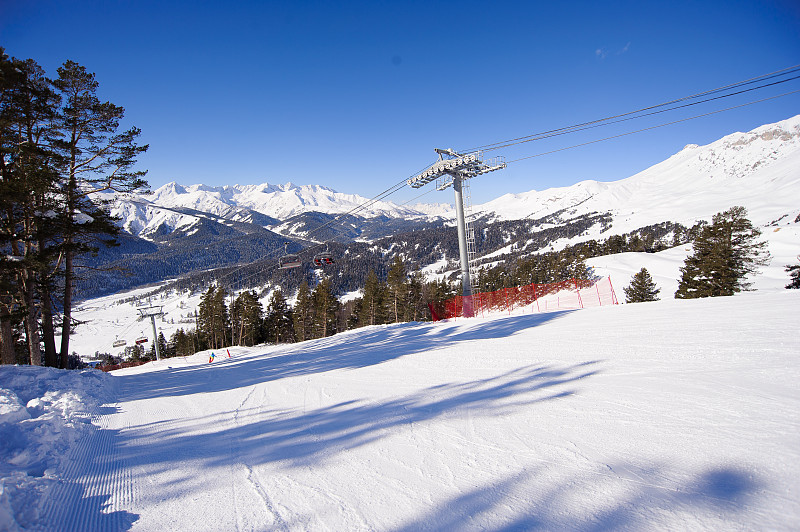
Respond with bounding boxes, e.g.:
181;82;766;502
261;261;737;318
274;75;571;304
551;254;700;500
404;272;426;322
786;263;800;289
386;255;407;323
292;282;313;342
170;328;195;356
264;290;293;344
311;278;338;338
231;290;263;346
676;206;769;299
359;270;385;326
157;332;170;358
0;51;63;366
51;60;148;367
624;268;660;303
198;286;229;349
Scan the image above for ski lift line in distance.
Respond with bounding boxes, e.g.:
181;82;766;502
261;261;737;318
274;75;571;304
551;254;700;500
477;74;800;154
213;177;416;288
461;63;800;153
503;88;800;164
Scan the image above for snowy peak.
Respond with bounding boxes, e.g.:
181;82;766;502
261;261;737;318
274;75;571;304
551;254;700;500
674;115;800;182
113;180;453;240
478;114;800;231
144;181;449;221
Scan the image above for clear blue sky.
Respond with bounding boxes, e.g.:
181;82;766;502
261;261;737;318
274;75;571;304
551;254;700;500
2;0;799;205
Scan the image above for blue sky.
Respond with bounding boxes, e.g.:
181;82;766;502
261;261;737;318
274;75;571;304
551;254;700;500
2;0;799;205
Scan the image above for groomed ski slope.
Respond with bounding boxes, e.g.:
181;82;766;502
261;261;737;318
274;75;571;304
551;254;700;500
31;290;800;531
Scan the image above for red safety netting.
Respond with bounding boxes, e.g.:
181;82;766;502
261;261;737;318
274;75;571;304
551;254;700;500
429;276;618;321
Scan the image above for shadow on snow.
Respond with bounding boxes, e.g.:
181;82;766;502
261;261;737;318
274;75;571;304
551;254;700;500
391;465;762;531
118;311;575;401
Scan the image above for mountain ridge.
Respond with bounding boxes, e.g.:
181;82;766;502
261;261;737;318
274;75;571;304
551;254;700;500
112;114;800;244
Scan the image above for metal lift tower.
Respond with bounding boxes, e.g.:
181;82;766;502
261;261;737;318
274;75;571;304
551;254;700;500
407;149;505;317
137;305;164;360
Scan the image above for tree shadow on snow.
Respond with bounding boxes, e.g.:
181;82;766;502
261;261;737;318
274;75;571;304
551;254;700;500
113;359;600;482
392;464;763;531
117;310;574;401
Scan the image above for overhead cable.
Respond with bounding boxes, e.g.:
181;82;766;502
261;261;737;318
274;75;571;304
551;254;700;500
505;89;800;163
462;64;800;153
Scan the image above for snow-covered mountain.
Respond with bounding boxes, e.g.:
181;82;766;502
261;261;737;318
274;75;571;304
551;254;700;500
112;115;800;246
476;115;800;231
113;182;452;240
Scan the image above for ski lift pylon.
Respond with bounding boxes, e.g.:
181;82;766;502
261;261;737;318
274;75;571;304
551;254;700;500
278;242;302;270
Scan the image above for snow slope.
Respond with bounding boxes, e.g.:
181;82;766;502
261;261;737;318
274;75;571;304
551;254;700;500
477;115;800;230
2;290;799;530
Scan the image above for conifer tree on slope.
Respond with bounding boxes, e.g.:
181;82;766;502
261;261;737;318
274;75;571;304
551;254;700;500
386;255;407;323
624;267;660;303
264;290;293;344
675;206;769;299
51;61;148;367
292;282;313;342
359;270;385;326
312;278;338;338
786;261;800;289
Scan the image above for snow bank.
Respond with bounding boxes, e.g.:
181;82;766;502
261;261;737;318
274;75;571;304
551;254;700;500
0;366;114;531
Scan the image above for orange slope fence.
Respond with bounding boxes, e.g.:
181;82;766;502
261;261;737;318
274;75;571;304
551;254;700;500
429;276;618;321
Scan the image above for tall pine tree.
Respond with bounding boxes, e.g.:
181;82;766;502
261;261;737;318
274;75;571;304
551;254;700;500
386;255;407;323
311;278;338;339
292;282;313;342
359;270;385;326
264;290;293;344
231;290;263;346
51;60;148;367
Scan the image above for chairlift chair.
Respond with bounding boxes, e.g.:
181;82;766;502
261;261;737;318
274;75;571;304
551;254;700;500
278;242;302;270
313;244;335;267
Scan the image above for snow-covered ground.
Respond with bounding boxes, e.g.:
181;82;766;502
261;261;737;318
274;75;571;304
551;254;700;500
2;287;799;530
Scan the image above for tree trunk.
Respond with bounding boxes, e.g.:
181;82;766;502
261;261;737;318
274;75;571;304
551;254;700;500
40;283;58;367
0;306;16;365
23;273;42;366
59;248;73;368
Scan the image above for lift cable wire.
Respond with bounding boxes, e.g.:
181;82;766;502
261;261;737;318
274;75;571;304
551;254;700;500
474;75;800;153
461;64;800;153
505;88;800;164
